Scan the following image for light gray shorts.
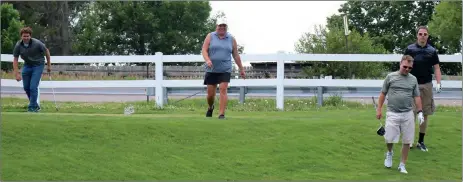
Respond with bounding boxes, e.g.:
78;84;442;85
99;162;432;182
384;110;415;144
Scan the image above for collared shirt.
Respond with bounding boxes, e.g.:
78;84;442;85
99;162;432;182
403;43;440;84
13;38;47;66
205;31;233;73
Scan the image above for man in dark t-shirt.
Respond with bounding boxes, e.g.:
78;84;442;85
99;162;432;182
403;26;442;152
12;27;52;112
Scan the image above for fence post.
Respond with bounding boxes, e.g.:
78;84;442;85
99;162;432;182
239;86;246;104
317;86;324;107
155;52;164;108
276;52;285;110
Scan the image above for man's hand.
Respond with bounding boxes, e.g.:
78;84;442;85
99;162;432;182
417;110;425;125
376;108;382;120
47;65;51;73
15;72;21;82
240;69;245;79
435;83;442;93
206;60;213;68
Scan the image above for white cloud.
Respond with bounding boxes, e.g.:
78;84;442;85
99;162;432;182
210;1;346;54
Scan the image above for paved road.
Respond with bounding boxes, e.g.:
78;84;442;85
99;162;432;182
2;93;461;106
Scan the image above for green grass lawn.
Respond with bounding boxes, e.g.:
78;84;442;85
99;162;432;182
1;97;461;180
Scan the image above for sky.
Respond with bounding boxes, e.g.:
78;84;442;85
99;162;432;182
209;1;346;54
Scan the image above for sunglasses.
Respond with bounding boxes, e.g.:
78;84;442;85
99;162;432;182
418;33;428;36
402;65;413;70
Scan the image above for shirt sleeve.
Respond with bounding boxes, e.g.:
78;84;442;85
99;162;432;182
403;47;411;55
13;42;20;58
381;75;390;94
38;40;47;53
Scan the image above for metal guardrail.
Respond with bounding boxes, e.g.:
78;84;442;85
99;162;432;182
3;86;460;107
2;52;461;109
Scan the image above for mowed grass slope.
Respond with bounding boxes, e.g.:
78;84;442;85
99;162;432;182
1;97;461;180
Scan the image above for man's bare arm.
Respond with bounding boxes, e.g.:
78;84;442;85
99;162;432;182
377;92;386;110
46;48;51;68
434;64;441;84
13;57;19;74
201;33;212;63
232;37;243;70
414;96;423;112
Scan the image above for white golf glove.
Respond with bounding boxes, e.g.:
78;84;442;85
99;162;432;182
417;111;424;125
435;83;442;93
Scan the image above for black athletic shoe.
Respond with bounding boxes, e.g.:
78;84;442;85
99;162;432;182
218;114;225;119
416;142;428;152
34;106;41;112
206;105;214;117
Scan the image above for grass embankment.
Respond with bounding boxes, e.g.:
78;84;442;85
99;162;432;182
1;97;461;180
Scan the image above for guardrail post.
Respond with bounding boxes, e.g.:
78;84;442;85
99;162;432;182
276;52;285;110
155;52;164;108
163;87;168;104
317;86;324;107
239;86;246;104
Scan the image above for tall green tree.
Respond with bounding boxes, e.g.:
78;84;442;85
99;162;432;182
428;1;462;54
336;1;461;75
1;3;24;71
295;24;387;79
72;1;241;66
427;1;462;75
3;1;88;55
337;1;437;54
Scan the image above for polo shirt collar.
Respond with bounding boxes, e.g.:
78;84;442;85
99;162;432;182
415;42;428;48
21;38;33;46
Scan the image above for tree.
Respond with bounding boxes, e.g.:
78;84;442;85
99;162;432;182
337;1;437;54
295;24;388;79
335;1;463;75
428;1;462;54
1;3;24;71
427;1;462;75
4;1;88;56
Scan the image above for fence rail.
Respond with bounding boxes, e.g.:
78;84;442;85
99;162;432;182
1;53;461;109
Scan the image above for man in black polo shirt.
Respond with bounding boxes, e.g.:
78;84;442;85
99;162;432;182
403;26;442;152
12;27;51;112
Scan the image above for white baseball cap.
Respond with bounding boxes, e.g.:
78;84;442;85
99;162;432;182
216;18;227;26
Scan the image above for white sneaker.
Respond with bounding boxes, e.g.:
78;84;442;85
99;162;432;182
384;151;393;168
398;163;408;174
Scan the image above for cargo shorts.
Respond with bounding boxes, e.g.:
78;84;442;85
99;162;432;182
412;82;435;115
384;110;415;144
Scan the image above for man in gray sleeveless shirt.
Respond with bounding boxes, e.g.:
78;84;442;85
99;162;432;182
376;55;424;174
201;18;245;119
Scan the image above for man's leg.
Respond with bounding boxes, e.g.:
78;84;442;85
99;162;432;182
384;111;400;168
206;84;217;117
28;64;44;112
217;72;231;119
218;82;229;117
21;65;32;111
398;110;415;174
204;72;218;117
417;82;433;151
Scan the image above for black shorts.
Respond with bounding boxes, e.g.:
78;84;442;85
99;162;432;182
203;72;231;85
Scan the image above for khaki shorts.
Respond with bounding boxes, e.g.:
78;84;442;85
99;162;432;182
412;82;435;115
384;110;415;144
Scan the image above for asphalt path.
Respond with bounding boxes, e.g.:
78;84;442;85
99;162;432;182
1;86;461;106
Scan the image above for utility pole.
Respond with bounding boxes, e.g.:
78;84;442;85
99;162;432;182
343;15;351;79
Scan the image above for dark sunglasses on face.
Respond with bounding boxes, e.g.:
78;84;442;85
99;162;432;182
402;65;413;70
418;33;428;36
